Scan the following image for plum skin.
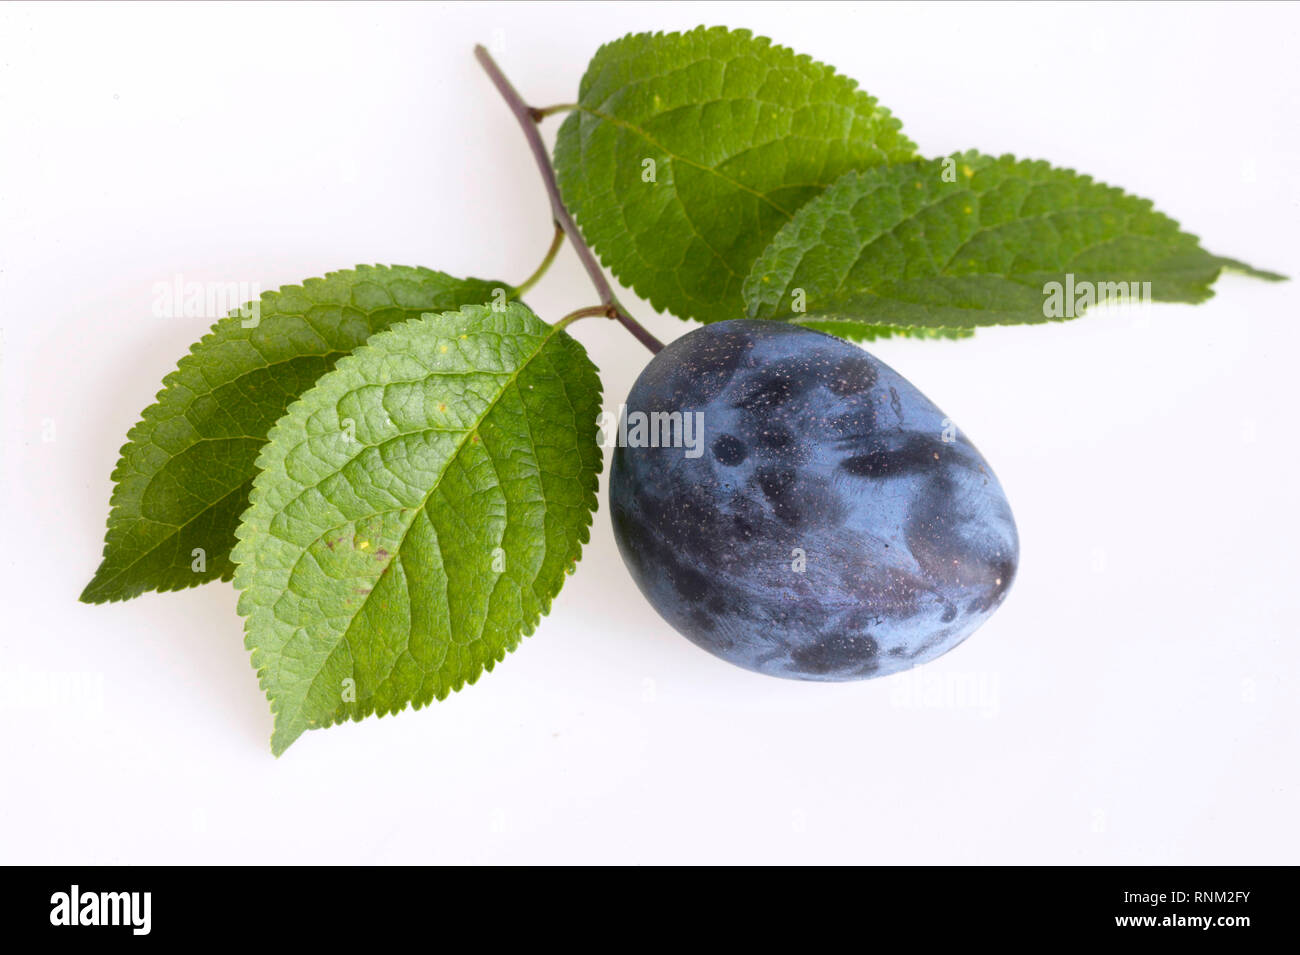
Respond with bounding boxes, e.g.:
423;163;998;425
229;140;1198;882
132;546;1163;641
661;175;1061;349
609;320;1018;681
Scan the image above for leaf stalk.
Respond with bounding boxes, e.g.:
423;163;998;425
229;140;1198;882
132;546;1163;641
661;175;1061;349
513;222;564;297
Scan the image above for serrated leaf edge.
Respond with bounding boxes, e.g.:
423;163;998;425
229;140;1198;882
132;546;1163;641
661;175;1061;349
80;265;514;604
742;151;1284;328
557;24;919;323
231;305;602;756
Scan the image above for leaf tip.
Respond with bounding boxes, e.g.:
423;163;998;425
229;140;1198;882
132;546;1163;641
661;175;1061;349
270;720;304;757
1214;256;1288;283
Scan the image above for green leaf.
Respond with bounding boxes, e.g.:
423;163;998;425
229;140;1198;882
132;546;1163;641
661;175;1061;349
81;265;507;604
554;25;917;324
743;152;1285;330
232;303;603;755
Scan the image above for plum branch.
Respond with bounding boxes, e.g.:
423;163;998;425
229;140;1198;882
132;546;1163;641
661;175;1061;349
473;44;665;355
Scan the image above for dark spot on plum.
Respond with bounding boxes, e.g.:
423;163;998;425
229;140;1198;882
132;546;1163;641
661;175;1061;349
790;634;879;675
964;558;1017;615
992;558;1016;599
755;466;801;527
731;511;756;539
823;353;878;396
712;433;747;466
687;608;717;633
755;427;808;467
841;449;892;478
671;566;709;602
841;436;946;479
642;325;755;404
611;505;647;574
731;356;820;413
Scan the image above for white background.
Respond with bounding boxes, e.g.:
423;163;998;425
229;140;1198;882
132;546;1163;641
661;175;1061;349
2;1;1297;865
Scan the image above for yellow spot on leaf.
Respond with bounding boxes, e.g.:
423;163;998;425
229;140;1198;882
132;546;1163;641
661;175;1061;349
962;165;974;178
358;540;369;550
439;344;448;353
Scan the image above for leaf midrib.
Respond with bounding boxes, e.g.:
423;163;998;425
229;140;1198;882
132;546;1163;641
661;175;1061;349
267;321;565;732
576;104;806;220
81;480;253;601
757;164;1197;320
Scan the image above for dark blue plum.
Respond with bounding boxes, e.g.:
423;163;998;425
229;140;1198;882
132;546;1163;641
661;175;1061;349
610;320;1018;681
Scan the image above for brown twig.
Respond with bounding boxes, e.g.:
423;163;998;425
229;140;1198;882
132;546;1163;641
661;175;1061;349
473;44;664;355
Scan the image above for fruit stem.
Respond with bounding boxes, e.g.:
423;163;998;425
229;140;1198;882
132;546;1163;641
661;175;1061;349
473;44;665;356
513;222;564;297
